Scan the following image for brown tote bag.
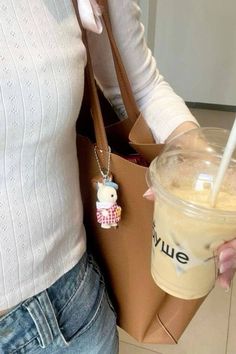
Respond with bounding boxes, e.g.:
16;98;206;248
73;0;205;344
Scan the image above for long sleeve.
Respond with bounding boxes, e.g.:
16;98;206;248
87;0;198;143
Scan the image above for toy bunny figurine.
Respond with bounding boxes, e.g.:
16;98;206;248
96;181;122;229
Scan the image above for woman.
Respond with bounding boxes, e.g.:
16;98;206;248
0;0;234;352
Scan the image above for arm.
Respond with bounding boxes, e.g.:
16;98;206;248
87;0;198;143
87;0;235;289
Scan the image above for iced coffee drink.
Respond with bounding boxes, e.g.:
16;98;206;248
148;128;236;299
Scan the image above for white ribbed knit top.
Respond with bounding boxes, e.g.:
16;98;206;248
0;0;86;309
0;0;197;310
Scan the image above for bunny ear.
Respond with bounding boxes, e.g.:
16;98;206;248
104;181;119;190
97;182;104;190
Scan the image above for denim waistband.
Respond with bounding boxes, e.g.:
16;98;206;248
0;252;88;353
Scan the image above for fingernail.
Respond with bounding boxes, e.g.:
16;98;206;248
143;189;153;198
219;251;225;262
219;266;224;274
219;248;236;262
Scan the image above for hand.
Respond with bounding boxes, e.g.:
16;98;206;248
217;240;236;290
143;188;236;290
165;122;199;144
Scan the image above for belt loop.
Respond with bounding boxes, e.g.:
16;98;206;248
23;291;68;349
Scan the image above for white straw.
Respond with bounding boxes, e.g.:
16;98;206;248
210;117;236;207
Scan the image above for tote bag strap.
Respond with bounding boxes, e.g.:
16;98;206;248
98;0;140;123
73;0;140;123
72;0;109;154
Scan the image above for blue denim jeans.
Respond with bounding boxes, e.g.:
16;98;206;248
0;253;119;353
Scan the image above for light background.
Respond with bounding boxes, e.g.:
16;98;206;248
138;0;236;107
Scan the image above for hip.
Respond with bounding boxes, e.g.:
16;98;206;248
0;252;118;353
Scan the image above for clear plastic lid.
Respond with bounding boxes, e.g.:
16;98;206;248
147;127;236;218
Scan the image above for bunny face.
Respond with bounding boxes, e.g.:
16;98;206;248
97;182;117;204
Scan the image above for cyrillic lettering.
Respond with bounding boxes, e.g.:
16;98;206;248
152;227;161;248
161;241;174;258
176;252;189;264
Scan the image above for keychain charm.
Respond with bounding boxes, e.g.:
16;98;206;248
94;146;122;229
96;180;122;229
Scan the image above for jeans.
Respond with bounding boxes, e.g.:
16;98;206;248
0;253;119;354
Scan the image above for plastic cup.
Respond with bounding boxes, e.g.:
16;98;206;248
147;127;236;299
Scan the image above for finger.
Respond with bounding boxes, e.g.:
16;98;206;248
218;247;236;263
219;259;236;275
143;188;155;201
217;268;235;290
218;239;236;254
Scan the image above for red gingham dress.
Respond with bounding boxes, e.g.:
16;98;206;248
96;203;121;226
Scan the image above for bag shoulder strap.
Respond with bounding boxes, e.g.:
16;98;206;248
74;0;140;124
72;0;109;152
97;0;140;123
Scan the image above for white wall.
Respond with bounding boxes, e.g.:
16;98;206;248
139;0;236;106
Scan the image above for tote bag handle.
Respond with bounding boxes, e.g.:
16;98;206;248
97;0;140;123
72;0;141;126
72;0;109;153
